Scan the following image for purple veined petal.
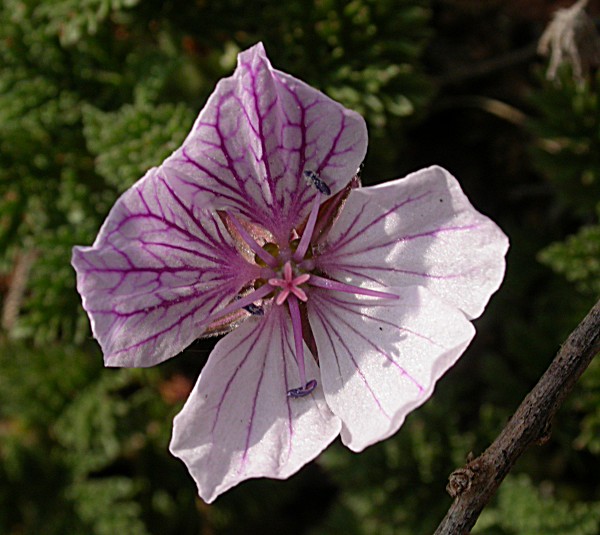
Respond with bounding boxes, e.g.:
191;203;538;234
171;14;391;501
72;166;261;367
315;165;509;319
163;42;368;243
307;285;475;452
169;304;341;503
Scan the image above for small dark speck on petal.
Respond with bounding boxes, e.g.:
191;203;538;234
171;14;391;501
378;327;383;331
303;170;331;195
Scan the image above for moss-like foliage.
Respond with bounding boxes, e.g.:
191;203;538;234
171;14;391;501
529;70;600;216
475;474;600;535
538;207;600;296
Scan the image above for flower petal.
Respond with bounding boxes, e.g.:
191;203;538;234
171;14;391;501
316;166;509;319
170;305;341;503
164;42;368;241
307;286;475;452
72;167;258;367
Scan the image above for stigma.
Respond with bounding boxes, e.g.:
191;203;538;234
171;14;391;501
268;262;310;306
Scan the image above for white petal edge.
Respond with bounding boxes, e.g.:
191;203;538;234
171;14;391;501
316;165;509;319
72;166;255;367
163;42;368;241
169;304;341;503
307;285;475;452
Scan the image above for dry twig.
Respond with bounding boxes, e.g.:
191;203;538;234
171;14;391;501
434;298;600;535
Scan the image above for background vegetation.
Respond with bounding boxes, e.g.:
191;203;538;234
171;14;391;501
0;0;598;533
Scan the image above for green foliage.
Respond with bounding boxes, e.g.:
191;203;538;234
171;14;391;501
475;474;600;535
160;0;433;130
312;395;479;535
83;100;195;191
265;0;432;129
572;357;600;455
35;0;141;45
55;368;159;475
0;343;95;533
538;207;600;296
68;478;149;535
530;69;600;215
0;341;203;534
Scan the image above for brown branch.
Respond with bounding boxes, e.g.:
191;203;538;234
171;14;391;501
434;298;600;535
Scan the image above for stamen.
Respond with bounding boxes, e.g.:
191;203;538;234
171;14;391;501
287;379;318;398
303;170;331;195
293;192;322;262
234;294;266;316
308;274;400;300
228;213;279;269
286;294;317;398
243;303;264;316
198;284;274;328
311;173;361;243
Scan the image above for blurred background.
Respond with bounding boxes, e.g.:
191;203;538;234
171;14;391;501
1;0;599;533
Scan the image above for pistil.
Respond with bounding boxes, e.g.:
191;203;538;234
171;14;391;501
268;261;310;305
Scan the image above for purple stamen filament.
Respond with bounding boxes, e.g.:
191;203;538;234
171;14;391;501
293;192;321;263
228;213;279;269
199;284;274;328
308;274;399;300
286;294;310;394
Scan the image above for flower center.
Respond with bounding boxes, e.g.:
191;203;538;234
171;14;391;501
201;170;399;399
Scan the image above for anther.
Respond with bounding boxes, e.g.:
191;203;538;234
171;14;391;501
287;379;318;398
303;170;331;195
198;284;274;328
243;303;264;316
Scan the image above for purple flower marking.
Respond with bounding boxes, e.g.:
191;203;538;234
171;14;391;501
72;43;509;503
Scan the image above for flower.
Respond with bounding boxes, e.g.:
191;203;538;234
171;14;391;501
72;43;509;503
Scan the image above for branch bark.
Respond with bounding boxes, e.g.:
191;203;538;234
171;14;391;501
434;298;600;535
